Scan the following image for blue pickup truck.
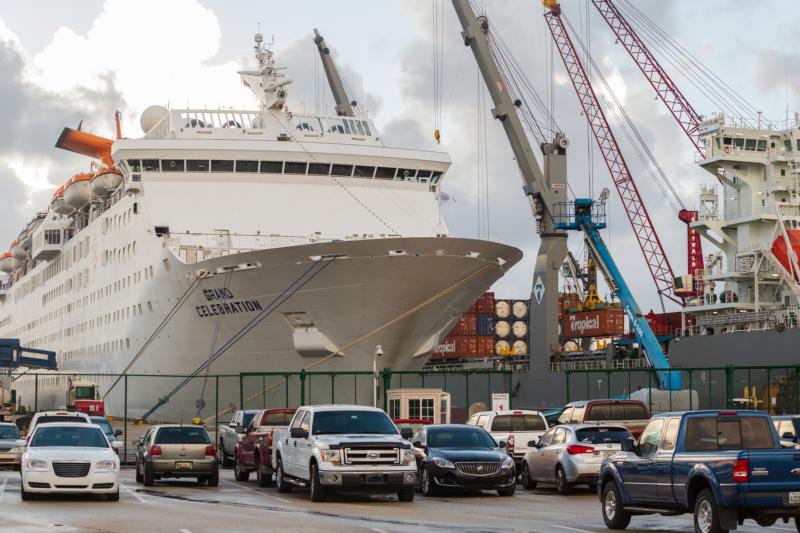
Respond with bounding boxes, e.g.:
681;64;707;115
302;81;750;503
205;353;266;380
598;410;800;532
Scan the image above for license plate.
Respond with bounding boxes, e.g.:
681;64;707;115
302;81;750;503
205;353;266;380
789;492;800;504
175;461;193;470
366;474;383;484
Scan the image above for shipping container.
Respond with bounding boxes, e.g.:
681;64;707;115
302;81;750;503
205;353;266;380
476;313;495;335
495;299;511;318
495;340;511;357
451;313;477;336
644;310;695;337
511;300;530;319
434;335;479;357
511;340;528;356
470;291;496;314
511;320;528;339
476;335;494;356
561;309;624;339
494;320;511;339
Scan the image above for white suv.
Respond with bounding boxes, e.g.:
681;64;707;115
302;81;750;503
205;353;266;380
466;410;549;467
28;411;91;437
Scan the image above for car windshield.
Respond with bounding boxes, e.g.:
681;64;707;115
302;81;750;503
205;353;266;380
428;428;497;448
0;426;19;439
35;416;87;427
90;418;113;436
31;426;108;448
313;411;398;435
154;427;211;445
575;427;631;444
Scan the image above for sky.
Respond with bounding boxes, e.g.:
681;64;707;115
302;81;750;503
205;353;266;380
0;0;799;311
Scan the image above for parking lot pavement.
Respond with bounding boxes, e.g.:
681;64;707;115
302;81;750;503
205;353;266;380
0;468;797;533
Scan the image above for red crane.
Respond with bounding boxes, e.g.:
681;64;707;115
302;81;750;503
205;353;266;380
543;1;681;306
590;0;707;296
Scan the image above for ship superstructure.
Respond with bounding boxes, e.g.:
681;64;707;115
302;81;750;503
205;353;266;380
0;34;521;419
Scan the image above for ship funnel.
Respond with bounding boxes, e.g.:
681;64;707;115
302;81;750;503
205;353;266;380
55;128;114;166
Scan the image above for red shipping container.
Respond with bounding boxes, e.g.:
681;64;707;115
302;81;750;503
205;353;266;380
476;335;494;356
562;309;624;339
433;335;478;358
469;292;495;314
452;314;477;336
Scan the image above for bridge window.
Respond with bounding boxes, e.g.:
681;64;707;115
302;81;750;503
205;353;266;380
756;139;767;152
211;160;234;172
375;167;396;179
308;163;331;176
127;160;142;172
744;139;757;151
733;138;744;149
260;161;283;174
236;160;259;173
328;124;345;134
142;159;159;172
296;122;315;132
353;166;375;178
161;159;184;172
284;162;308;175
187;160;209;172
398;169;417;180
331;164;353;177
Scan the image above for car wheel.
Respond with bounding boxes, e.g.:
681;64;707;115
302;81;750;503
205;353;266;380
421;467;438;497
196;476;207;486
694;488;727;533
555;465;571;495
20;477;33;501
275;457;292;493
208;465;219;487
521;462;537;490
143;461;155;487
601;481;631;530
498;484;516;497
794;517;800;532
233;450;250;482
309;462;327;502
398;487;415;502
255;456;270;487
135;458;144;483
107;489;120;501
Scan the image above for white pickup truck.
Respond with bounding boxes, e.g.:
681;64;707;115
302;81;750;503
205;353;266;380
271;405;417;502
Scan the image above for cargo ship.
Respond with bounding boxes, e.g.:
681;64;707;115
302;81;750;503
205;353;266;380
0;34;522;420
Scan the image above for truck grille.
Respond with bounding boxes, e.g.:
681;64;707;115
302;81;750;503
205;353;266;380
455;461;501;476
52;462;91;478
343;448;399;465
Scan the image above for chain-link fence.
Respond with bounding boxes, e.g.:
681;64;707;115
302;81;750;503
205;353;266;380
565;365;800;415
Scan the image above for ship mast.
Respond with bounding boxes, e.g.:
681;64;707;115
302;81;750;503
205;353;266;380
313;29;355;117
237;32;292;113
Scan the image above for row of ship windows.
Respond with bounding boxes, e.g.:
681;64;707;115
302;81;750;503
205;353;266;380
63;339;132;364
64;301;154;340
125;159;444;183
13;235;91;301
103;205;137;235
720;137;769;152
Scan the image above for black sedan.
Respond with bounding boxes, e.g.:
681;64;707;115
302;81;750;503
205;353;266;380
411;424;516;497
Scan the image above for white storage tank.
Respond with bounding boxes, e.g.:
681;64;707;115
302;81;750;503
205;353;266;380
64;173;93;209
91;167;122;196
0;252;16;273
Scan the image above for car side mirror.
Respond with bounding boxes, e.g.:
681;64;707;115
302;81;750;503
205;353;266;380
14;439;25;448
111;441;123;450
400;427;414;440
114;429;123;437
412;440;423;449
527;440;538;448
137;435;145;446
783;431;795;440
621;437;636;452
498;440;508;449
290;427;309;439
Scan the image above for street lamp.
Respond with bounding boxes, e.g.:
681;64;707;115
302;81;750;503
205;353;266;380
374;345;384;407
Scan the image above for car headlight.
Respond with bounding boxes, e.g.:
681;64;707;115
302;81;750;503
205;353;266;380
95;459;118;471
9;447;23;454
432;457;455;469
400;449;414;466
319;449;341;465
501;456;515;469
26;458;48;470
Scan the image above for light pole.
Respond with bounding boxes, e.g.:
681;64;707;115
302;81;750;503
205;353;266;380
373;345;383;408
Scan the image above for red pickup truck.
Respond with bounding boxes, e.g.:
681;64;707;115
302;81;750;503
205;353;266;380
233;408;295;487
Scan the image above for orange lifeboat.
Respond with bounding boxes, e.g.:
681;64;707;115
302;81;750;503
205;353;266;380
51;185;73;215
90;167;123;196
771;230;800;280
63;173;94;209
0;252;16;274
10;239;26;260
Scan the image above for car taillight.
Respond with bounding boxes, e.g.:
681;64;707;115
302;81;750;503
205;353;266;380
204;445;215;457
733;459;749;482
719;411;738;416
507;434;515;452
268;432;273;447
149;445;162;456
567;444;595;455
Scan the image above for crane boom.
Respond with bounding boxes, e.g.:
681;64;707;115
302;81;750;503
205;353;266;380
544;3;681;306
590;0;703;155
313;29;355;117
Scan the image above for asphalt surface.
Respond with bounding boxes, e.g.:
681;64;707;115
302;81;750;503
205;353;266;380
0;468;799;533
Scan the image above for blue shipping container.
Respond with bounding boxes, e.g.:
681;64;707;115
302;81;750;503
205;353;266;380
476;313;495;336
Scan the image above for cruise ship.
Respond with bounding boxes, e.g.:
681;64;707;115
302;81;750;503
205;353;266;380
0;33;521;420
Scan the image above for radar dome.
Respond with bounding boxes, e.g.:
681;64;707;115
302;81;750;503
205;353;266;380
140;105;169;134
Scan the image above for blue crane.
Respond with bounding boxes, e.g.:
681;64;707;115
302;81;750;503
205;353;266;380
554;199;681;390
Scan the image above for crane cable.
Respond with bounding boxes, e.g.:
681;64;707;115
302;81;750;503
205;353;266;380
204;258;503;422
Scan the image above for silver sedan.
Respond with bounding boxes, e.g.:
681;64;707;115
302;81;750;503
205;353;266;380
520;424;631;494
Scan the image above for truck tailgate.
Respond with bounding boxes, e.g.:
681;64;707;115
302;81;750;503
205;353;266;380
740;450;800;506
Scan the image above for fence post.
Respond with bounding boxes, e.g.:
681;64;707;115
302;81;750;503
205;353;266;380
215;375;219;445
606;370;611;399
725;365;734;409
262;375;267;409
507;371;513;409
239;374;244;411
300;370;306;405
465;373;470;414
766;368;771;414
123;375;128;466
284;374;289;408
330;374;335;404
34;374;38;412
382;368;392;411
565;371;570;403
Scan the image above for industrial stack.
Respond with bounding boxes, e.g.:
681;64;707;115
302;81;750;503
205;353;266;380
430;293;531;363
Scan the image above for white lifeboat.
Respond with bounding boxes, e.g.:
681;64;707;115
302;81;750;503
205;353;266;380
63;173;93;210
90;167;122;196
52;185;73;215
10;239;27;260
0;252;16;274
